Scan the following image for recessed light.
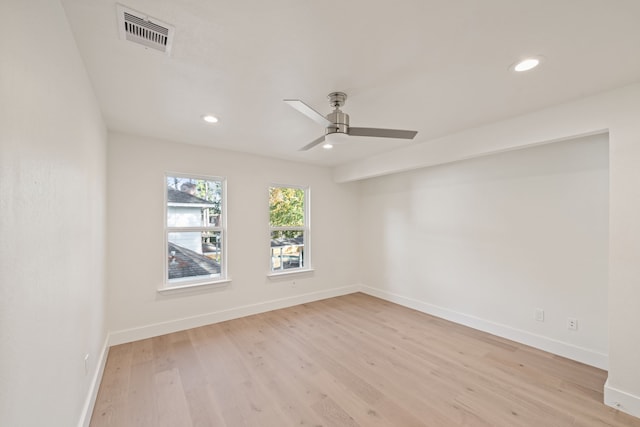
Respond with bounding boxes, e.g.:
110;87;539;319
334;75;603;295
202;115;219;123
513;58;541;72
322;143;333;150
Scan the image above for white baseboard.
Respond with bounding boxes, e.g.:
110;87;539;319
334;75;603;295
605;379;640;419
360;286;608;370
77;336;109;427
109;284;360;346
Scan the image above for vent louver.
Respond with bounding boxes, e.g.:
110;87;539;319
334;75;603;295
117;4;174;55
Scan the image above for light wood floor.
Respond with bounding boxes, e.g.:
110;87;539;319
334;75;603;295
90;293;640;426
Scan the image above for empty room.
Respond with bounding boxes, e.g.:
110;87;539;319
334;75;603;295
3;1;640;426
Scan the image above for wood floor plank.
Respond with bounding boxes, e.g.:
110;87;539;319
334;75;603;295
125;359;158;427
89;344;133;427
154;368;193;427
90;293;640;427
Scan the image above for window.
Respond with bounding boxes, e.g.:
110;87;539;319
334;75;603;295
165;175;226;287
269;185;309;273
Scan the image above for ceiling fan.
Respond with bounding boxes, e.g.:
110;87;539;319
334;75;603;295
284;92;418;151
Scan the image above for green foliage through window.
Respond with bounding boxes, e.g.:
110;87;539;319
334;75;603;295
269;187;304;227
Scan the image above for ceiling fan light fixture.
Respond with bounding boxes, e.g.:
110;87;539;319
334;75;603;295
325;132;349;146
202;114;219;123
513;57;541;72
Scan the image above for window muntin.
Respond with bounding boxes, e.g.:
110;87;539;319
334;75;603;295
269;186;309;272
165;175;225;287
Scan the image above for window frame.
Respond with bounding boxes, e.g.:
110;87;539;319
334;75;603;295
163;173;228;290
268;184;311;276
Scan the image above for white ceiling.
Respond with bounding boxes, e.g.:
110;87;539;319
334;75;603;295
61;0;640;167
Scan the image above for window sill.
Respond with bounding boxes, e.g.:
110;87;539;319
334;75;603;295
157;278;231;294
267;269;315;279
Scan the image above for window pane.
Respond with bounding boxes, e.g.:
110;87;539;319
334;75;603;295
269;187;304;227
168;231;221;281
271;230;304;271
167;177;222;227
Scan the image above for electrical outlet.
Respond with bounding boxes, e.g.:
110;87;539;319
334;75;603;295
535;308;544;322
567;317;578;331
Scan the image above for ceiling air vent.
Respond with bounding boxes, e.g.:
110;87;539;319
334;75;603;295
116;4;174;55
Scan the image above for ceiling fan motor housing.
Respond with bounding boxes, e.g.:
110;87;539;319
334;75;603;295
326;91;349;134
326;109;349;134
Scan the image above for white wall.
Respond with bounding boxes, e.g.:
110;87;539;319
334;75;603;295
338;83;640;418
359;134;609;366
0;1;108;426
107;132;359;342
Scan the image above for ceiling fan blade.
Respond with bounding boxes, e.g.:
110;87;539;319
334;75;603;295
348;127;418;139
284;99;332;126
299;135;326;151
